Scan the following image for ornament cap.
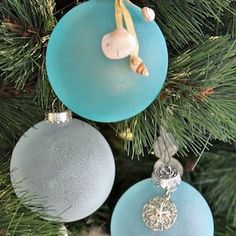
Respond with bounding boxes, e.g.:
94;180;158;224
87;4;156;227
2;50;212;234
45;110;72;124
152;166;181;192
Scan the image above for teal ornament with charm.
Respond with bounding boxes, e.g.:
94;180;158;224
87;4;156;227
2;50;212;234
111;178;214;236
46;0;168;122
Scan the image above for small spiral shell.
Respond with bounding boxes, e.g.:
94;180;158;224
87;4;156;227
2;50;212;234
130;56;149;76
142;7;155;22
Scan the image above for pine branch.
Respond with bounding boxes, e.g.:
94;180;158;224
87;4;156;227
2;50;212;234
193;143;236;235
0;95;43;147
145;0;236;49
196;147;236;227
0;0;56;107
215;220;236;236
116;36;236;157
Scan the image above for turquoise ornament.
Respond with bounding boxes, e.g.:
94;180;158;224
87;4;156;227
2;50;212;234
111;179;214;236
46;0;168;122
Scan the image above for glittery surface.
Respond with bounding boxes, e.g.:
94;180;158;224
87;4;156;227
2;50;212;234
111;179;214;236
142;196;177;231
10;119;115;222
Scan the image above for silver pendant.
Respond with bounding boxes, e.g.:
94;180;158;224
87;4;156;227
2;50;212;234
142;195;177;231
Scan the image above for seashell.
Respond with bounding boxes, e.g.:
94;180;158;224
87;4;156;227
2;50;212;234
142;7;155;22
129;56;149;76
101;27;137;60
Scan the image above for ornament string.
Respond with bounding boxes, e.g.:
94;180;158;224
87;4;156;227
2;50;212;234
51;97;66;112
115;0;149;76
116;0;138;53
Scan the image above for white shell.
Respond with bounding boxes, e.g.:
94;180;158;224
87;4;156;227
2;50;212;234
130;56;149;76
101;28;137;60
153;133;178;158
154;158;184;176
142;7;155;22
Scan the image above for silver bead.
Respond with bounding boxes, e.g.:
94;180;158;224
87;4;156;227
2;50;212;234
154;157;184;176
152;166;181;192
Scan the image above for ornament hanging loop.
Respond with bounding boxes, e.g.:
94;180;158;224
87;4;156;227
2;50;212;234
45;98;72;124
51;97;65;112
164;190;171;200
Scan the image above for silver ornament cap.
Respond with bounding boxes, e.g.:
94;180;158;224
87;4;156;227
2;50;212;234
45;110;72;124
152;166;181;192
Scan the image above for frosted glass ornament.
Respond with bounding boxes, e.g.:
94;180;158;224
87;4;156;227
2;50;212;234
111;179;214;236
46;0;168;122
10;119;115;222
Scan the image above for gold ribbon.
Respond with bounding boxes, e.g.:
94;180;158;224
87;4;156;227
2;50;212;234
115;0;149;76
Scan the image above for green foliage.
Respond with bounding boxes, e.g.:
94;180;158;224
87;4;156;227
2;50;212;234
146;0;236;49
116;36;236;157
196;145;236;228
0;95;43;148
0;0;56;107
0;0;236;235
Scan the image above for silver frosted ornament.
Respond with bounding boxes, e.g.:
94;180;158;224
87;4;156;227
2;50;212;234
10;111;115;222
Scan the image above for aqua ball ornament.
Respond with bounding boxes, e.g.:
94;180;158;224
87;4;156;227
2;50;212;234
46;0;168;122
111;179;214;236
10;118;115;222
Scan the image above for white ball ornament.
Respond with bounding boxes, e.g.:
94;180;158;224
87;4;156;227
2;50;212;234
10;111;115;222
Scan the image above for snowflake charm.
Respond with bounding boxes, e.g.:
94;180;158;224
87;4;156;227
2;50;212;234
142;196;177;231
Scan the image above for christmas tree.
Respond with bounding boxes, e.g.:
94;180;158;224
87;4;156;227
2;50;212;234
0;0;236;235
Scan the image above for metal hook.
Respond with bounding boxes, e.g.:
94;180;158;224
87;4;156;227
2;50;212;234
51;98;58;112
51;98;65;112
